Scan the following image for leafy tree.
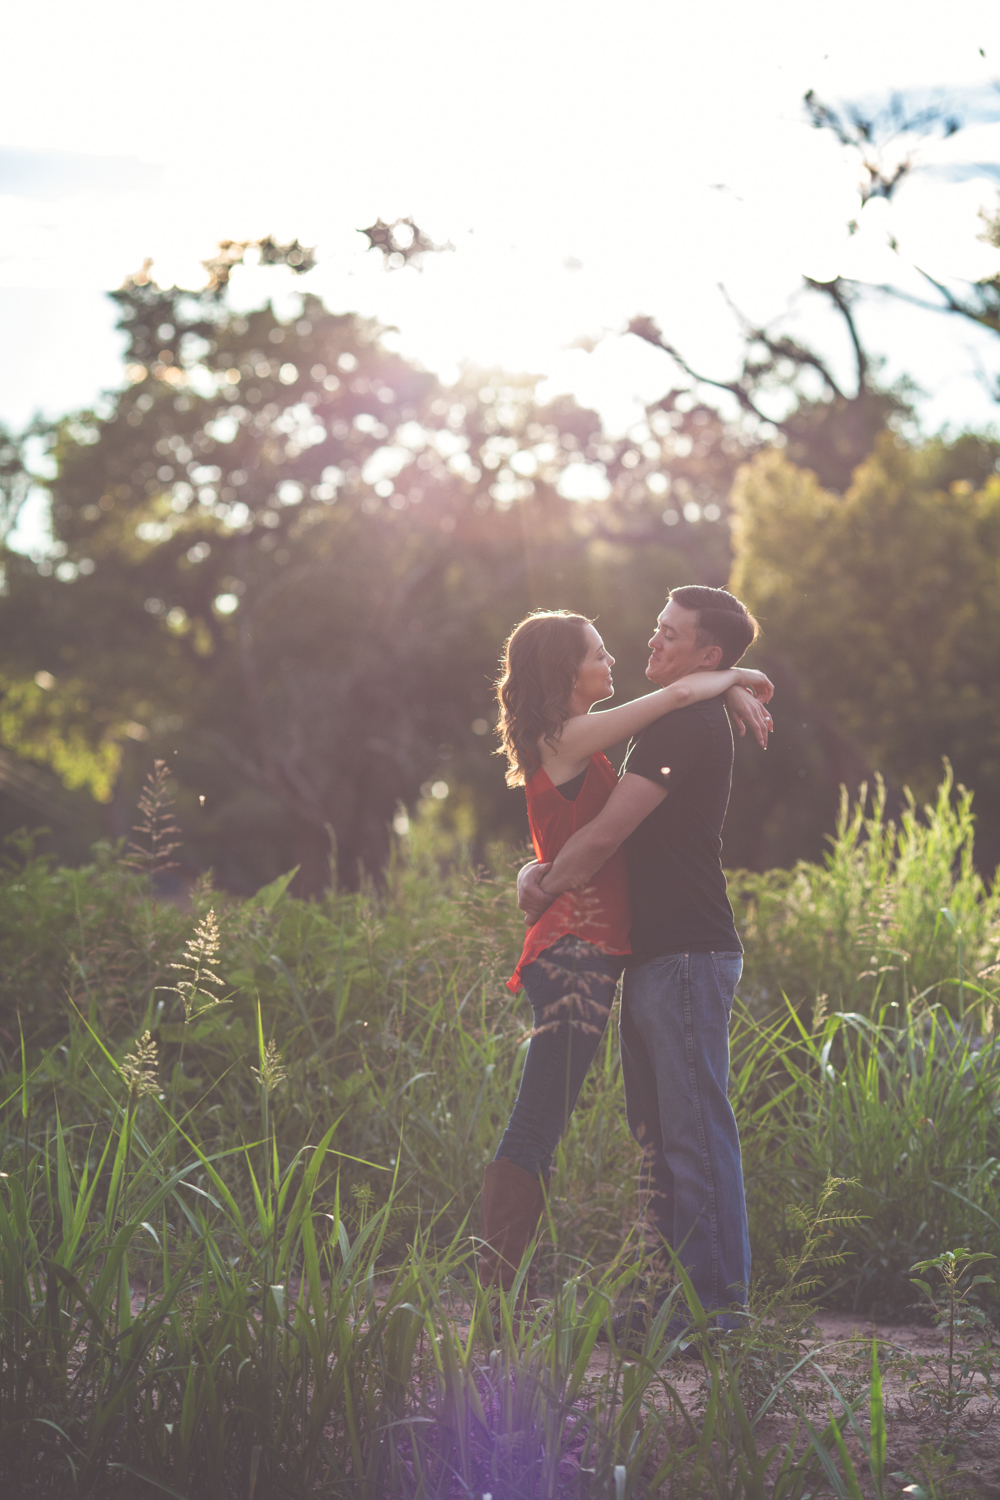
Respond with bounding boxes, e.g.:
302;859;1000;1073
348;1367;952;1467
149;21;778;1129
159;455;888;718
623;269;917;867
0;423;32;543
1;246;724;892
17;189;990;887
0;422;124;850
730;432;1000;868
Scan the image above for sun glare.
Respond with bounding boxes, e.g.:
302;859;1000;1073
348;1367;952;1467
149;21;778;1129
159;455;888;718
0;0;998;439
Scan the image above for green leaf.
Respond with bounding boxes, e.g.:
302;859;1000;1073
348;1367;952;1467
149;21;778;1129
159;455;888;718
251;867;299;911
17;1012;29;1122
828;1411;865;1500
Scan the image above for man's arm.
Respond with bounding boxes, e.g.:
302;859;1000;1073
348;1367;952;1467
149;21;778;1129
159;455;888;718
518;771;667;919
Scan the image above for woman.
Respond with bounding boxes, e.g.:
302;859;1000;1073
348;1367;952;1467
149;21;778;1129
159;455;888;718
478;609;772;1302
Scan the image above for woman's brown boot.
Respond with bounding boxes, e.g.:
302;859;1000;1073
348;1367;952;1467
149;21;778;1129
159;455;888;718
478;1157;547;1309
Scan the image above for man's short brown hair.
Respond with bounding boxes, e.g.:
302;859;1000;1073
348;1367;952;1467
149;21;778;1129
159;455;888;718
668;585;760;669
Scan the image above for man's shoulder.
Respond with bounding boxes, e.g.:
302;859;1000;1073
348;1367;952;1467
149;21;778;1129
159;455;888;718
632;695;726;747
625;698;733;787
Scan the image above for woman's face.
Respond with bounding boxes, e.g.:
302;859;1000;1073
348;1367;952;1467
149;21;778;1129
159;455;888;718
572;624;615;709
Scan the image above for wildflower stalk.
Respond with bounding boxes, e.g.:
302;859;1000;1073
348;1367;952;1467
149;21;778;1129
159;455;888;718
251;1000;287;1284
103;1030;158;1339
909;1248;998;1437
160;908;232;1085
113;1030;159;1232
123;760;182;875
250;1000;287;1495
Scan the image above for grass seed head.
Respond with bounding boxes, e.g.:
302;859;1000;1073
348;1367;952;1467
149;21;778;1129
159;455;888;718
122;1030;159;1099
164;908;231;1022
252;1038;287;1094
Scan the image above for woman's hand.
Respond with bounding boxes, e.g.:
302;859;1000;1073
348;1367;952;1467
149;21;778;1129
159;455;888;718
732;667;774;703
724;685;773;748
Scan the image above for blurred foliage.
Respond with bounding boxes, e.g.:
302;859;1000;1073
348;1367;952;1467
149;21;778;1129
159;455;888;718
0;672;124;801
0;421;35;543
0;252;751;892
731;767;1000;1024
731;431;1000;868
3;211;1000;885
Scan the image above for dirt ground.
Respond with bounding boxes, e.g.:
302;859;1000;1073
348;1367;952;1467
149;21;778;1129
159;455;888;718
592;1310;1000;1497
133;1277;997;1494
407;1296;1000;1496
797;1312;997;1496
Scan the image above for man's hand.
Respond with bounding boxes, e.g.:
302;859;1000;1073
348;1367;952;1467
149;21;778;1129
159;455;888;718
517;860;554;924
531;773;668;901
724;684;773;748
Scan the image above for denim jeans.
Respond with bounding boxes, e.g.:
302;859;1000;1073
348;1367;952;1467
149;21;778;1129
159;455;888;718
495;936;625;1179
619;951;749;1327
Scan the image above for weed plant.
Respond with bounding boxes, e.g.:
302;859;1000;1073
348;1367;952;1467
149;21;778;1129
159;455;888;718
730;769;1000;1026
904;1248;999;1437
0;769;998;1494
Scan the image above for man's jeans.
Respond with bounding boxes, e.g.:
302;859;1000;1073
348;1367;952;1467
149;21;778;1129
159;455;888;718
496;937;625;1180
620;951;750;1326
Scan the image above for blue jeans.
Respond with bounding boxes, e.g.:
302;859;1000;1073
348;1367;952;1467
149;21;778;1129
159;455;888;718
495;937;625;1179
620;951;749;1326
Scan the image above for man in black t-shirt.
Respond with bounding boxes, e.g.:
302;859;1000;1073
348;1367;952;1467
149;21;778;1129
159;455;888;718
518;586;766;1339
622;695;741;962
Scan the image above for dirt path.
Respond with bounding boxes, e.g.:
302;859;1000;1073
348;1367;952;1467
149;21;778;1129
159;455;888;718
573;1311;1000;1497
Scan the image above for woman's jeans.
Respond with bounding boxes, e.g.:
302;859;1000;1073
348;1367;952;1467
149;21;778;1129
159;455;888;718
495;937;625;1179
619;951;750;1328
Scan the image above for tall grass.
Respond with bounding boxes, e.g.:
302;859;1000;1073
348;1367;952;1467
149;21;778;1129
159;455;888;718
730;768;1000;1024
0;769;998;1494
0;1088;878;1500
735;999;1000;1312
0;991;916;1500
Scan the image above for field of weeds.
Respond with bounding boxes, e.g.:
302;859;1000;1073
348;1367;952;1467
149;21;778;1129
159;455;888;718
1;770;999;1497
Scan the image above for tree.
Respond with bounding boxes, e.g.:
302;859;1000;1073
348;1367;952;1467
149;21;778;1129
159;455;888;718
804;88;1000;378
622;258;916;867
627;275;912;497
730;433;1000;869
1;245;726;892
17;184;991;888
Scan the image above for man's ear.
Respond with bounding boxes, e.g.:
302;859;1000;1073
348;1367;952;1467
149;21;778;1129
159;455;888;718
701;644;724;670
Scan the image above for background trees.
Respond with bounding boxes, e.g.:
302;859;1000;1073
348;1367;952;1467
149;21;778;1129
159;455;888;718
731;434;1000;866
1;247;734;892
3;119;1000;891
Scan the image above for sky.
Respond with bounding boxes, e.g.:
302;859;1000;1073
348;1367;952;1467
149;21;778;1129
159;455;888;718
2;0;1000;489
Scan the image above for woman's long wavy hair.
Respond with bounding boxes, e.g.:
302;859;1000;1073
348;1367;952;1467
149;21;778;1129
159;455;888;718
495;611;591;787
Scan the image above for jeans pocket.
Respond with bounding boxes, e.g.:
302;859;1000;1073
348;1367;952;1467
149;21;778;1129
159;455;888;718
710;952;743;1013
646;952;687;977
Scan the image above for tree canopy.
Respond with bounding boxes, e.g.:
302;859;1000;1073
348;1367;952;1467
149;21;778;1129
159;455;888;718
731;433;1000;866
1;252;744;891
4;154;1000;889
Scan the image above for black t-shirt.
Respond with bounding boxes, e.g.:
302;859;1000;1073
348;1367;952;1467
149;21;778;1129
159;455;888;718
621;696;741;961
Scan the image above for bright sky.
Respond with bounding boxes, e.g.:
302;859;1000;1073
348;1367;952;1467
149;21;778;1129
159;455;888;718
2;0;1000;460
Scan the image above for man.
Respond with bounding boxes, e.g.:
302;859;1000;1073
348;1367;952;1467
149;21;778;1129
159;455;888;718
518;585;765;1336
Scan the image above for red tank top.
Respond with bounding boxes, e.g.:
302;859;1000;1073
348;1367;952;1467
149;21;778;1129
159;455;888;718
507;752;632;994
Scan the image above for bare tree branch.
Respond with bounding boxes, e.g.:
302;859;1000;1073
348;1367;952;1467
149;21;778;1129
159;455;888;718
627;316;775;425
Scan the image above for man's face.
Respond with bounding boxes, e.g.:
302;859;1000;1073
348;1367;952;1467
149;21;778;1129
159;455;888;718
646;599;719;686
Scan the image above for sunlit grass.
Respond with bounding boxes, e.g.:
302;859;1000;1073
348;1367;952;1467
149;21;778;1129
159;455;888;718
0;768;998;1493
